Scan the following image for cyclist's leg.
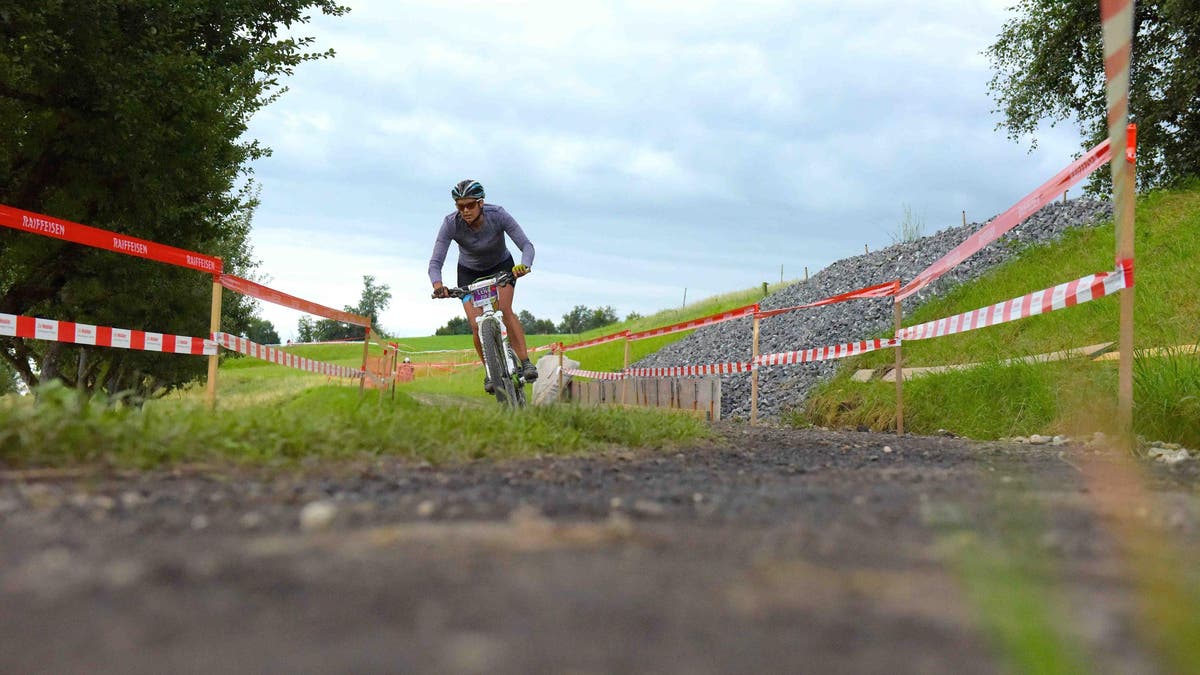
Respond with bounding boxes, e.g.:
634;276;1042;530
456;264;487;364
496;284;529;361
462;297;485;363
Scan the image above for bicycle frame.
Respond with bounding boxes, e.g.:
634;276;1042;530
459;273;526;407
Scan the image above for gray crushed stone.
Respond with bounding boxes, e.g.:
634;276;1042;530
631;199;1114;420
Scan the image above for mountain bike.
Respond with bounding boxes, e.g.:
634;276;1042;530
438;271;527;408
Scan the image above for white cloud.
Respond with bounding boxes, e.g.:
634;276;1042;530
239;0;1089;342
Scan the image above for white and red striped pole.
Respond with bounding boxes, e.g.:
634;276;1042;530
1100;0;1136;440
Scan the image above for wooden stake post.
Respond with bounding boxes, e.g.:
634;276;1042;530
389;344;399;400
205;277;222;409
750;314;760;425
359;327;371;396
1099;1;1136;446
557;344;565;402
622;338;631;405
893;297;904;435
1116;124;1136;438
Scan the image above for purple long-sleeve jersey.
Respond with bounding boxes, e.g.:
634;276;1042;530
427;204;535;285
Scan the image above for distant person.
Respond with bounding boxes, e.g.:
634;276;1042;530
428;179;538;392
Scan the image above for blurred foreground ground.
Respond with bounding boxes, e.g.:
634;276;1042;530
1;426;1197;674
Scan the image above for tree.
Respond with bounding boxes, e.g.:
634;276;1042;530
558;305;620;333
557;305;592;334
304;275;390;342
243;317;281;345
589;306;619;331
0;361;17;396
518;309;557;334
296;316;316;343
310;319;360;342
986;0;1200;193
353;274;391;336
0;1;349;398
435;316;471;336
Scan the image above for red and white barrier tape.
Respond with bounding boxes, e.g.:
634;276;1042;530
361;368;387;388
391;346;476;354
756;281;899;319
897;260;1133;341
757;338;900;366
627;362;753;377
1101;0;1133;152
560;331;631;352
627;304;758;341
218;274;370;328
563;368;627;381
212;332;361;378
1;204;223;274
413;360;480;369
561;280;900;353
1;313;216;355
897;138;1114;301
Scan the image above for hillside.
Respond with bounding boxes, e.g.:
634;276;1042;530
634;197;1116;420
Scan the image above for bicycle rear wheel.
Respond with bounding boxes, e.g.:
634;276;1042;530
480;319;517;406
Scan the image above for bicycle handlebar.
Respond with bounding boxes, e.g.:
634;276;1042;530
434;270;518;300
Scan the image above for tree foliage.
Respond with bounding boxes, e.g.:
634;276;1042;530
354;275;392;336
557;305;619;334
0;0;348;398
243;317;281;345
0;361;16;396
435;316;471;336
518;309;557;334
987;0;1200;193
296;316;315;343
302;275;391;341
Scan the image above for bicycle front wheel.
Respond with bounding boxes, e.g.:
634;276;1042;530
480;319;517;407
506;345;527;408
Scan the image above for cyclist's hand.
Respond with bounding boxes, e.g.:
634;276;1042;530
512;264;531;278
432;285;450;299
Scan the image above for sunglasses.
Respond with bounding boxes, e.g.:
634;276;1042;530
455;199;481;212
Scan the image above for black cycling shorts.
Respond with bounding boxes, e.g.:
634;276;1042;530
457;254;516;289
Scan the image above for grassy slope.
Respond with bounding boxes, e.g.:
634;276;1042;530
557;282;789;372
277;280;788;384
0;380;712;468
216;181;1200;446
8;185;1197;468
2;282;788;468
801;183;1200;445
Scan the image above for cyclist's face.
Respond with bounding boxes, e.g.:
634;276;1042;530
455;199;483;223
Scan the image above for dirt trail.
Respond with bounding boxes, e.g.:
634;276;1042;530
1;426;1196;674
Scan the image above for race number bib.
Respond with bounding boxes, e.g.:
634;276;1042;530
471;285;498;308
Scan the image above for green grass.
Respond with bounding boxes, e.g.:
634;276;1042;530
558;282;789;373
798;183;1200;447
253;280;786;378
0;379;713;469
0;278;784;469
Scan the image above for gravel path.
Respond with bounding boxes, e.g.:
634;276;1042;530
2;426;1195;674
633;199;1114;420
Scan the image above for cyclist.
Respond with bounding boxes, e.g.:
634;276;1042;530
429;179;538;392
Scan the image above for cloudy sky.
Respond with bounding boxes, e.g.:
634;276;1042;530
242;0;1083;341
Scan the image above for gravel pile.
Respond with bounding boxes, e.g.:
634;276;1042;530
631;199;1114;420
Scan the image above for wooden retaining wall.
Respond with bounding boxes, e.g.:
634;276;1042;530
567;377;721;421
